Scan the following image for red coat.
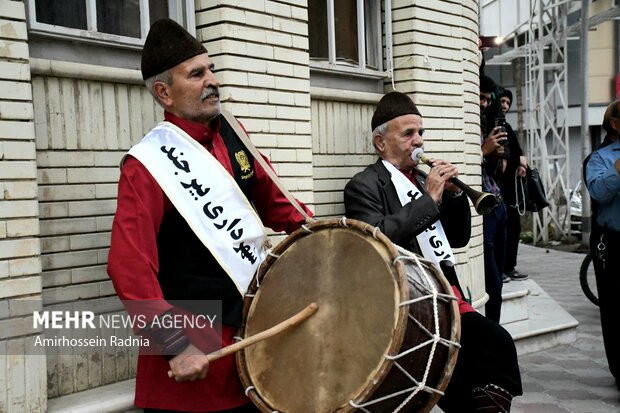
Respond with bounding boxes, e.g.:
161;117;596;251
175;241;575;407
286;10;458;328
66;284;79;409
107;112;311;411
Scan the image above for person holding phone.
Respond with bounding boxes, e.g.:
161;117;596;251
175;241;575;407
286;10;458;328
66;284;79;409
497;89;529;282
480;75;509;323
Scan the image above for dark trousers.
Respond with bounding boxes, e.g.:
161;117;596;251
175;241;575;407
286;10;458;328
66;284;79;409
483;201;507;323
504;204;521;273
144;403;260;413
438;312;523;412
591;229;620;380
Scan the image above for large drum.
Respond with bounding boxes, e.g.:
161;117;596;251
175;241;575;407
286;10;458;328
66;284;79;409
237;218;460;413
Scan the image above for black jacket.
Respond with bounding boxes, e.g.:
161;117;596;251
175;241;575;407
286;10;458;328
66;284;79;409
499;122;525;206
344;159;471;256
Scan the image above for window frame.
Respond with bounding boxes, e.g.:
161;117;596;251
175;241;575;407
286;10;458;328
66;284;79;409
25;0;195;49
309;0;392;79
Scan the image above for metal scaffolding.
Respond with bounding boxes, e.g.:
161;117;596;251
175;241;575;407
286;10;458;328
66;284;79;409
525;0;571;243
486;1;620;243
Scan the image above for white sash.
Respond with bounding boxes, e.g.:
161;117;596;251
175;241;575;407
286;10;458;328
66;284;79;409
128;122;266;295
382;160;455;267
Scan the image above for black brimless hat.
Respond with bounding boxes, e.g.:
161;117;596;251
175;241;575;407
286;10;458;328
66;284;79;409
371;91;422;131
141;18;208;80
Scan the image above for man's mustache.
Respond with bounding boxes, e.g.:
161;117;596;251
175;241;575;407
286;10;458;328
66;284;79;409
201;86;219;100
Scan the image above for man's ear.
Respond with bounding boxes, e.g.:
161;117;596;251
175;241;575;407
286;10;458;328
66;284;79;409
153;82;172;106
373;133;385;152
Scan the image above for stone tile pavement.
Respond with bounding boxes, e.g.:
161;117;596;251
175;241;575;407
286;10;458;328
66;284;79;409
510;244;620;413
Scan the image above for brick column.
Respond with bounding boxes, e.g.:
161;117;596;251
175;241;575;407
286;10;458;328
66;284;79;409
195;0;315;213
0;1;47;411
389;0;485;304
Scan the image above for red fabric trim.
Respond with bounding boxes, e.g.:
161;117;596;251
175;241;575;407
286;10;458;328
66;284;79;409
451;285;476;314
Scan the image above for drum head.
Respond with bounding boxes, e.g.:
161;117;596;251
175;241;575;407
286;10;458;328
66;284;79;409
240;226;401;412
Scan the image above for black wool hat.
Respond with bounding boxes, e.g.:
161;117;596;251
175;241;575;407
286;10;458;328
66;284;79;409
480;75;496;94
141;18;208;80
371;91;421;131
499;89;513;103
499;89;513;111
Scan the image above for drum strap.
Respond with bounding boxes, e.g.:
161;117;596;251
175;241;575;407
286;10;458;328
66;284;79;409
221;109;314;224
382;160;455;267
128;121;266;295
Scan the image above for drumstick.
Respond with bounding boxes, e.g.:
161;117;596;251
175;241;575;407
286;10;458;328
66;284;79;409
167;302;318;379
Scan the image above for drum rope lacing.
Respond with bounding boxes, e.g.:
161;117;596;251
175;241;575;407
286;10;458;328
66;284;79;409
242;220;459;413
349;246;460;413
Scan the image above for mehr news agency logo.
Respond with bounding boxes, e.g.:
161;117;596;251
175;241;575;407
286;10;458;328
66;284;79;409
31;309;218;350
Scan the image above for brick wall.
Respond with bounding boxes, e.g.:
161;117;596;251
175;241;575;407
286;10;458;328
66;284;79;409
310;89;381;218
0;0;47;411
31;66;156;397
195;0;315;216
391;0;484;301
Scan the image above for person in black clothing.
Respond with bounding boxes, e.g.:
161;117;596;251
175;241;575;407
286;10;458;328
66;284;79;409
480;75;509;322
497;89;529;282
344;91;523;412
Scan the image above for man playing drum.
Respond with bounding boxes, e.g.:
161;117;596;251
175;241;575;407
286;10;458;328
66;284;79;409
107;19;312;413
344;91;523;412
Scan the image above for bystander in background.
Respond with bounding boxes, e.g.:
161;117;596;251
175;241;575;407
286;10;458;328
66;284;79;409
497;89;529;282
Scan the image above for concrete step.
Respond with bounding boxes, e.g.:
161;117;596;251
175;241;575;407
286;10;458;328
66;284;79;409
499;282;529;325
500;278;579;356
47;379;137;413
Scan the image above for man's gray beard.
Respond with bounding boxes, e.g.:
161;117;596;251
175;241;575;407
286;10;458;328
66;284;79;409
200;100;221;125
209;101;221;118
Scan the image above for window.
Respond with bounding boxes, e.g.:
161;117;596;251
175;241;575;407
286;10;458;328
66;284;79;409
26;0;195;48
308;0;388;78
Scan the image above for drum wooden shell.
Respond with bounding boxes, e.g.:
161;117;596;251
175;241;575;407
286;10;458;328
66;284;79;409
237;218;460;413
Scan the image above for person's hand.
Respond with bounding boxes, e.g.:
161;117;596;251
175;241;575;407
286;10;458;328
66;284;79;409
482;127;507;157
426;158;461;203
516;155;528;177
168;343;209;382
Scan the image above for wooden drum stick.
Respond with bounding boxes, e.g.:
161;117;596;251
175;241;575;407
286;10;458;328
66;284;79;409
167;302;318;378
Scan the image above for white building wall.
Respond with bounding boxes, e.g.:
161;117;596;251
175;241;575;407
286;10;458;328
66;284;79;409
196;0;315;215
0;0;47;411
311;89;381;218
31;62;153;398
389;0;485;304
